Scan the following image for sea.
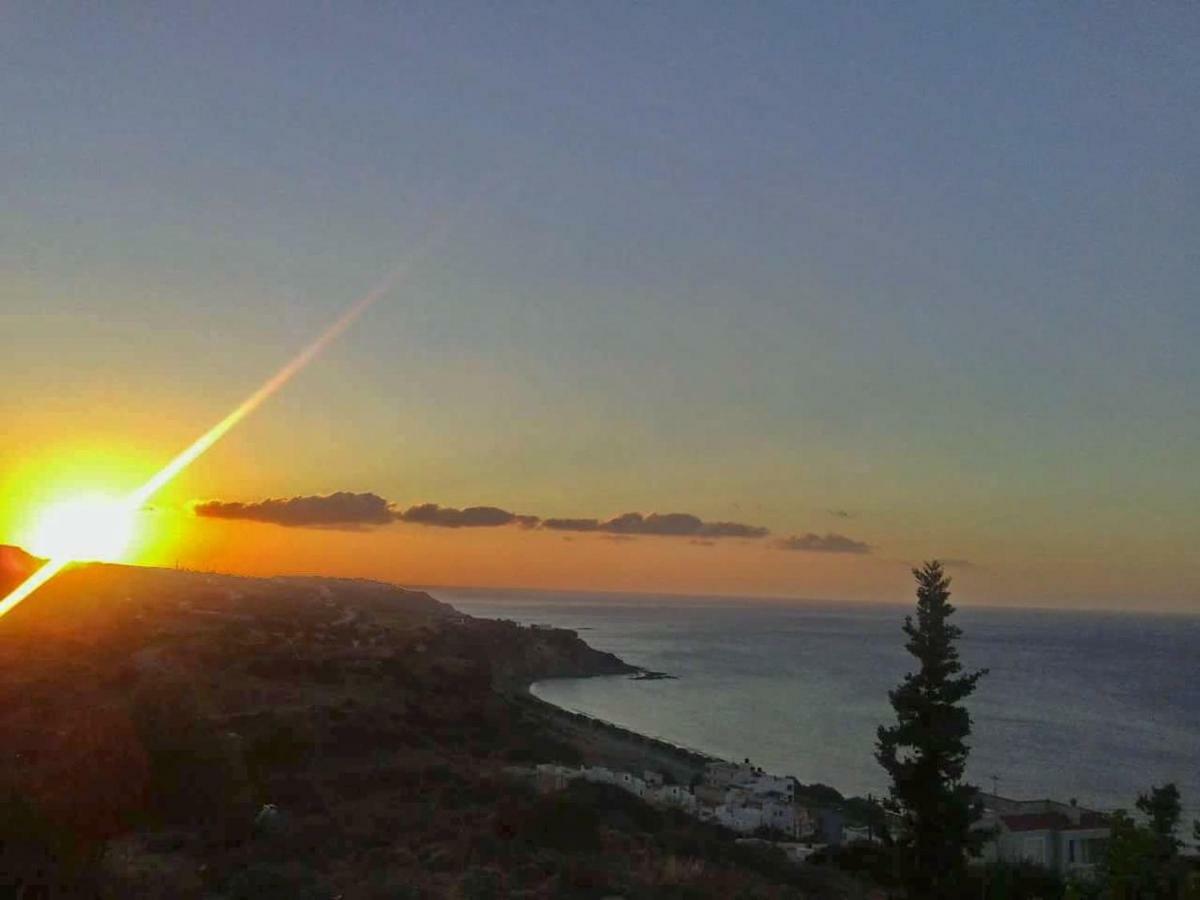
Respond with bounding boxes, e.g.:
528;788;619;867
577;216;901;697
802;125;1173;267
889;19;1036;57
437;587;1200;825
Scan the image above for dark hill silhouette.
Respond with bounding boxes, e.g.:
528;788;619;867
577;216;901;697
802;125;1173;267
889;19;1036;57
0;556;858;897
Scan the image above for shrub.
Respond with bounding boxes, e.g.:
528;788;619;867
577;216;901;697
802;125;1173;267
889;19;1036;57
458;865;502;899
966;860;1065;899
130;680;254;833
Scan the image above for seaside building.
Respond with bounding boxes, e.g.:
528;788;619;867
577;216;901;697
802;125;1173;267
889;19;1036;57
715;802;770;834
615;770;648;798
705;760;795;802
794;805;838;842
706;760;758;787
534;763;578;793
704;761;795;805
709;798;803;837
649;783;698;813
975;794;1109;878
557;765;653;799
528;759;842;846
693;782;727;807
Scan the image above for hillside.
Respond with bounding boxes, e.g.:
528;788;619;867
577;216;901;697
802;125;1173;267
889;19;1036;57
0;551;860;898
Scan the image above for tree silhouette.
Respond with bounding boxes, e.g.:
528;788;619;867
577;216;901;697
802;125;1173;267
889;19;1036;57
1135;782;1181;857
876;560;987;898
1125;783;1186;897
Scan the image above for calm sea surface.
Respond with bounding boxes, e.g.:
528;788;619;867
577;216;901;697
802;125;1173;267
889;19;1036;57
437;588;1200;822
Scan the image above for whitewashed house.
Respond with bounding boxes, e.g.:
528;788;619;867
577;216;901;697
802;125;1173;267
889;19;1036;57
650;783;698;813
616;771;648;798
706;761;794;801
578;765;648;799
534;763;579;793
976;795;1109;878
761;800;801;837
716;802;766;833
529;757;833;845
582;765;616;786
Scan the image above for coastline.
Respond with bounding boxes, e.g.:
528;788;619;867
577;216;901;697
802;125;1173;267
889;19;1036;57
511;676;715;785
476;605;851;799
477;607;718;783
3;555;868;896
452;590;1200;827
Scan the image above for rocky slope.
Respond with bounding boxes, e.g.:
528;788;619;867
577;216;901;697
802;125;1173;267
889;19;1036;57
0;551;856;898
475;619;638;690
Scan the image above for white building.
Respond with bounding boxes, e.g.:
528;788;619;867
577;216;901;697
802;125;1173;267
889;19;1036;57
534;763;579;793
649;783;698;813
761;800;801;837
530;759;821;844
582;765;616;786
976;795;1109;878
716;802;766;833
575;765;649;799
705;761;794;802
711;798;802;837
615;770;648;798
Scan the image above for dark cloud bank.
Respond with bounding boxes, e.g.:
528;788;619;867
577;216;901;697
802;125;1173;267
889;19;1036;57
192;492;394;528
542;512;767;539
193;492;869;553
776;532;871;554
395;503;538;529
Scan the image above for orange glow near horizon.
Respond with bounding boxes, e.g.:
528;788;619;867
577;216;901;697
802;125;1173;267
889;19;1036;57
24;494;136;563
0;273;401;620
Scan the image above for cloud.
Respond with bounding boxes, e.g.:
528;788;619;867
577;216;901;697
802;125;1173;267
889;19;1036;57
542;517;600;532
396;503;539;529
544;511;768;539
193;493;768;541
193;492;395;528
777;532;871;554
939;558;977;570
695;519;770;538
689;539;715;547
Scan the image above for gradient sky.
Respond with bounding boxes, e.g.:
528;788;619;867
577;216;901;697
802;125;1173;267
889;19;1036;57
2;3;1197;610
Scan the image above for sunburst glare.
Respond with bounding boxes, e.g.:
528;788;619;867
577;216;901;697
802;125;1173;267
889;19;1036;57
24;495;136;563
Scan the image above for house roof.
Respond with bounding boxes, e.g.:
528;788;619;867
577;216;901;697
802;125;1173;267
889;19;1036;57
1001;813;1066;832
1066;812;1109;830
1000;812;1109;833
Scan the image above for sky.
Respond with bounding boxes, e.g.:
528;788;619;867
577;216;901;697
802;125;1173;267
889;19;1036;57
2;3;1197;610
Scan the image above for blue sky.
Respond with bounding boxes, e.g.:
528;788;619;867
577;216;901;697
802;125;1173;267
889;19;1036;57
2;3;1197;607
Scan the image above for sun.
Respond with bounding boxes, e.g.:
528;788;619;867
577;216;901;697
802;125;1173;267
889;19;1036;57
25;495;136;563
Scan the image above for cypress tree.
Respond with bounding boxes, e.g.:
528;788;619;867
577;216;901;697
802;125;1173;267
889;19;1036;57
1135;782;1181;857
1134;783;1184;895
876;560;987;898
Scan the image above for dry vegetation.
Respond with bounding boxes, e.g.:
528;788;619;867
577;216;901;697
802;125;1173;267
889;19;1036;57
0;549;864;898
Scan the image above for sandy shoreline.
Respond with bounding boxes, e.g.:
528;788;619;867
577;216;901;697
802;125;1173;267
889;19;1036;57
509;676;715;785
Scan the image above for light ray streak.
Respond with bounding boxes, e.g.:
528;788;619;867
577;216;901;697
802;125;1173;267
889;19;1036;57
127;278;391;509
0;269;404;620
0;558;71;619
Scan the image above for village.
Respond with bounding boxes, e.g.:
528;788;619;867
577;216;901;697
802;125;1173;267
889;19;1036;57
520;758;844;864
520;757;1119;880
